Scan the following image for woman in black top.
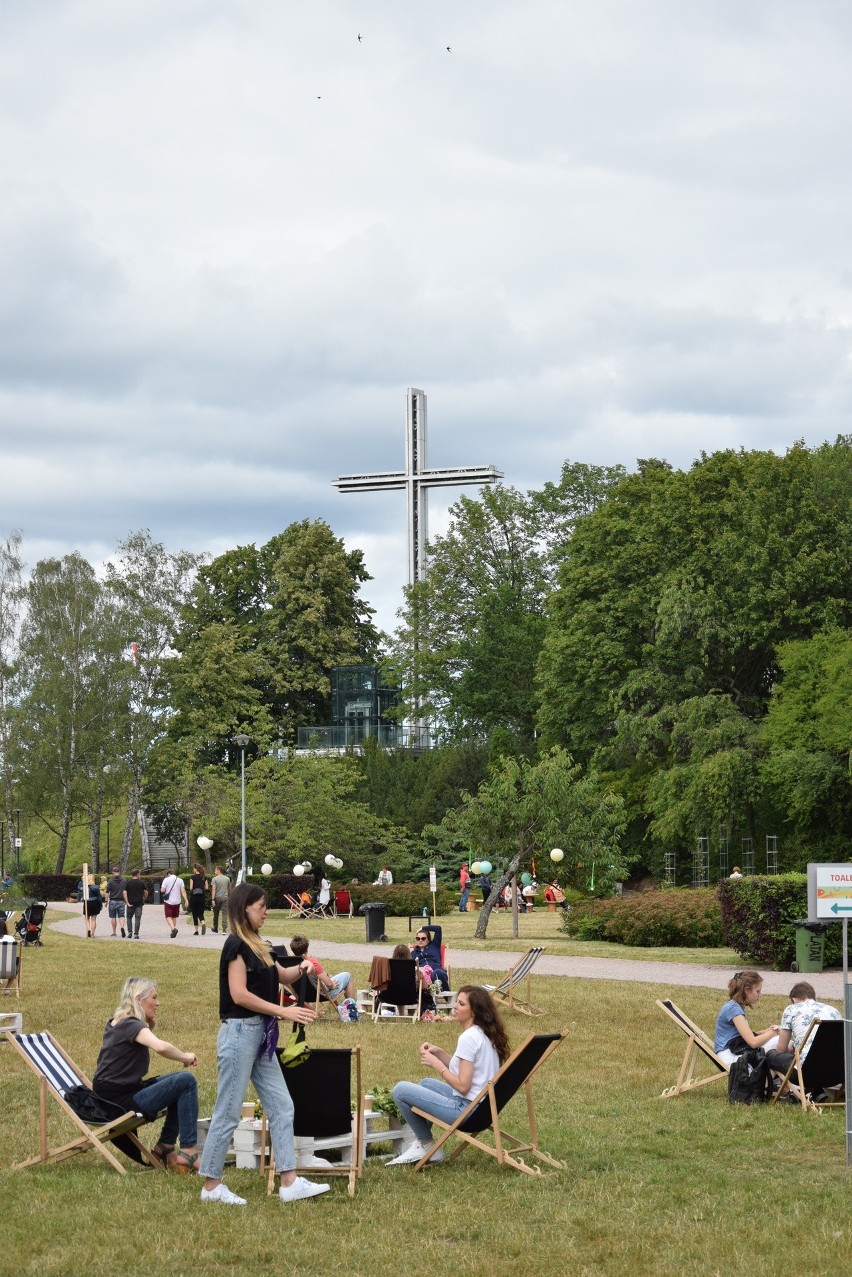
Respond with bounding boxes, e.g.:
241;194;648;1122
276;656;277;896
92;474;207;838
92;976;200;1170
189;863;209;935
198;883;331;1207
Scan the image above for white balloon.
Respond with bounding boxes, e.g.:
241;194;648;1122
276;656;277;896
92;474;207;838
293;864;305;876
550;848;565;863
325;854;336;866
196;835;214;852
261;863;273;875
333;857;344;870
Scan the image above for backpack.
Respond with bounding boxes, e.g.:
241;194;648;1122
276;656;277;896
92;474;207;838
727;1047;773;1104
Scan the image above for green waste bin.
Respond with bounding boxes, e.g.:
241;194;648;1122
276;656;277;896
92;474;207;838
792;920;828;973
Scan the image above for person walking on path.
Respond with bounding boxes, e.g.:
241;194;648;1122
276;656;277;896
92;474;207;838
211;867;230;934
459;862;471;912
161;871;188;938
105;867;127;937
123;870;147;939
189;863;209;935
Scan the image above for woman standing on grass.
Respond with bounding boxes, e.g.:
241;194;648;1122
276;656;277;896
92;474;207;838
199;882;331;1207
714;969;780;1067
388;985;510;1166
92;976;200;1170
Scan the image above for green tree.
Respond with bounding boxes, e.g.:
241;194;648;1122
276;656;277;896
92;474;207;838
392;463;624;743
759;631;852;857
438;748;628;937
12;554;125;872
105;531;204;870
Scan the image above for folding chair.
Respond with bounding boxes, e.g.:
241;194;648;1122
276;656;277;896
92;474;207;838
266;1046;364;1195
411;1031;568;1176
373;959;423;1022
284;893;313;919
770;1019;846;1112
334;890;353;919
1;932;21;997
0;1029;163;1174
481;947;547;1016
656;998;729;1098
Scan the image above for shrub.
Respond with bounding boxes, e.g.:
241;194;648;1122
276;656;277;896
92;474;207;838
718;873;842;970
347;882;456;917
16;873;81;901
245;874;316;907
561;888;723;947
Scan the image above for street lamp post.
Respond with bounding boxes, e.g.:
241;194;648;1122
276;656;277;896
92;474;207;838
233;734;251;884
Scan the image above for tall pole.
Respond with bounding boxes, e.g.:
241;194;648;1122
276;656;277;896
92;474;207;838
234;734;250;883
13;809;20;874
1;821;5;878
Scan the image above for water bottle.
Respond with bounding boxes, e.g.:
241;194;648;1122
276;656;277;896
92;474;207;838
422;906;428;918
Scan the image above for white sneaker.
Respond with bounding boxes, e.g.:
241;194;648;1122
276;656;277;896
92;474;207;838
200;1183;247;1206
387;1140;444;1166
279;1176;331;1202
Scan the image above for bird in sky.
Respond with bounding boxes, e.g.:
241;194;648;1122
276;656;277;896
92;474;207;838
446;45;452;52
358;33;362;42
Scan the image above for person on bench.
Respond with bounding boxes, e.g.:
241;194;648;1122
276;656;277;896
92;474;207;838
765;981;841;1076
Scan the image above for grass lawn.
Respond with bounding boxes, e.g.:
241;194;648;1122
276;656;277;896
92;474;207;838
1;916;850;1277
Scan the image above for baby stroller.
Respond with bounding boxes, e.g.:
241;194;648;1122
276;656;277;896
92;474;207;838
15;901;47;947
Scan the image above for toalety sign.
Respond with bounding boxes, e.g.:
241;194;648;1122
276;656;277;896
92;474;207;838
808;863;852;920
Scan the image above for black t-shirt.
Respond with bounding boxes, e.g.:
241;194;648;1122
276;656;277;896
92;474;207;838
92;1017;149;1106
190;872;206;895
219;934;279;1019
124;879;146;906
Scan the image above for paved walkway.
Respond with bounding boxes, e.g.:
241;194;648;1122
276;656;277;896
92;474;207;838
42;902;847;999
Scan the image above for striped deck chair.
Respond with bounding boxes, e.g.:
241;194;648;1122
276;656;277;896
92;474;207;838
482;946;546;1016
411;1031;568;1176
656;998;729;1098
0;1029;162;1174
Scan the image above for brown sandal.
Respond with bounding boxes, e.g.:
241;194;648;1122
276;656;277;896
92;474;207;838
149;1142;174;1168
167;1150;200;1174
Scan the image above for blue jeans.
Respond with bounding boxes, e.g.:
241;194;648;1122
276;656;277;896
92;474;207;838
133;1070;198;1149
459;889;469;912
392;1078;470;1144
199;1017;295;1179
326;972;352;1001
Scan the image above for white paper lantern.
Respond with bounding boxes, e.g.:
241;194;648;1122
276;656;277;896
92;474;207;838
261;863;273;875
325;854;336;866
550;848;565;863
333;857;344;870
302;860;312;871
293;864;305;876
196;835;213;852
471;861;482;875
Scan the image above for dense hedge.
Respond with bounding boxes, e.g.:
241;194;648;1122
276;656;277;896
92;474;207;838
346;882;456;917
562;888;724;947
718;873;842;970
15;874;81;901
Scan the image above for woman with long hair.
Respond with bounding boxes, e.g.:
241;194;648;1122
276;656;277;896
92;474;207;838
388;985;510;1166
92;976;200;1170
188;863;209;935
714;969;780;1067
198;882;331;1206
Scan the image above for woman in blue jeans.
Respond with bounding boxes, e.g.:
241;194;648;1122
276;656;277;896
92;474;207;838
92;976;200;1170
199;882;331;1207
388;986;510;1166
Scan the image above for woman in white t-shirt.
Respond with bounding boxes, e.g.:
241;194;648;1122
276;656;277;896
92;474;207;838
388;986;510;1165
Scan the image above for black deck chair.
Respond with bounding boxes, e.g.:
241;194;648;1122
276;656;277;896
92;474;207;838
411;1031;568;1176
266;1046;364;1195
771;1019;846;1111
373;959;422;1021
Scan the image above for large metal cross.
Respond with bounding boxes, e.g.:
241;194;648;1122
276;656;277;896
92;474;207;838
333;387;504;587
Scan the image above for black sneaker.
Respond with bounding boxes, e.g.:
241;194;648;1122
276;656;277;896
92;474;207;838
120;927;126;938
201;924;206;935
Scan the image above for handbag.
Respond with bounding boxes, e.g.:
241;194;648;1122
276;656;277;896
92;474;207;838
277;972;311;1069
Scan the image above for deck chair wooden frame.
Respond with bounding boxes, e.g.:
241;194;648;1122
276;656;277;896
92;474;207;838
770;1018;845;1112
0;1029;163;1175
411;1031;567;1176
284;892;314;919
0;933;21;997
482;947;546;1016
656;998;729;1098
333;890;353;919
373;959;423;1022
265;1046;364;1195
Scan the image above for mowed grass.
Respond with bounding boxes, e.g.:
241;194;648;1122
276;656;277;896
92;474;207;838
1;914;850;1277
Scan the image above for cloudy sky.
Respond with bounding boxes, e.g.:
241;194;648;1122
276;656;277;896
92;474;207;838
2;0;851;631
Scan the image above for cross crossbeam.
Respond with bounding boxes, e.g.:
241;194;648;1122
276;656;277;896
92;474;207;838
333;388;503;586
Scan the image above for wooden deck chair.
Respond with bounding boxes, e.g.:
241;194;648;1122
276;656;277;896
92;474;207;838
266;1046;364;1195
373;959;423;1022
0;1029;163;1175
770;1019;846;1112
284;892;313;919
482;946;546;1016
411;1031;568;1176
0;932;21;997
656;998;729;1098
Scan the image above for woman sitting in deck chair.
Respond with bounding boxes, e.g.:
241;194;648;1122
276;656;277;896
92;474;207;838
92;976;201;1172
387;986;509;1166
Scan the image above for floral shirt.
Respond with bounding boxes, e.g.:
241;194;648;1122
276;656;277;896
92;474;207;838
780;998;841;1060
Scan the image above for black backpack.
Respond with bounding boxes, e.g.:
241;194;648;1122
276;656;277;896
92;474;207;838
727;1047;773;1104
